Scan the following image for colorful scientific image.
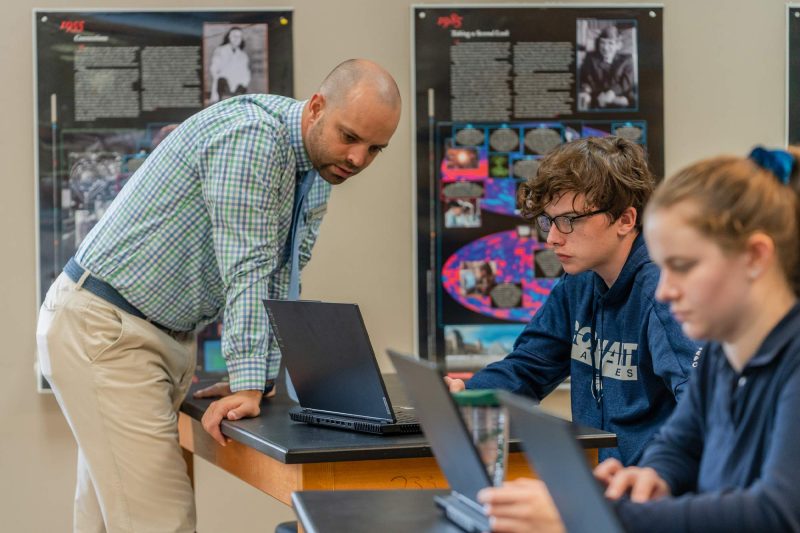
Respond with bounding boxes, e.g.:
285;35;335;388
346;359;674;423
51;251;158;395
489;154;511;178
446;146;480;169
438;119;647;356
441;229;558;322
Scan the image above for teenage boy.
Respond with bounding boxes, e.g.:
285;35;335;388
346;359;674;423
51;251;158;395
447;137;698;465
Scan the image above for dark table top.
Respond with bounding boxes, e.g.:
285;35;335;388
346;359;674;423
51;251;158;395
181;375;616;464
292;490;461;533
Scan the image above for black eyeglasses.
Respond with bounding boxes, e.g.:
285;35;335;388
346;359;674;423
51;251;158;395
535;209;608;234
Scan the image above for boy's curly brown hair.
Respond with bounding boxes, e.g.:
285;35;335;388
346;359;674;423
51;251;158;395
517;136;654;229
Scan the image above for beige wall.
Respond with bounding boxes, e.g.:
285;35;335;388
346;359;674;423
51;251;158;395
0;0;787;531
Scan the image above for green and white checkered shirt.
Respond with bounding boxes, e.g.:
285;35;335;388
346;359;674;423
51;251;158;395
76;95;332;391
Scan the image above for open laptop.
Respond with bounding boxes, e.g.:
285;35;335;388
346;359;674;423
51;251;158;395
388;350;492;533
263;300;419;435
390;351;624;533
496;390;625;533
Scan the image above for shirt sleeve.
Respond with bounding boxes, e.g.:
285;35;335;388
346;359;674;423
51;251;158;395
636;351;706;496
466;279;572;399
201;118;289;392
647;299;698;400
209;46;224;78
617;358;800;532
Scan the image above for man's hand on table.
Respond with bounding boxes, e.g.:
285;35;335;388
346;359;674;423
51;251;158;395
196;384;276;446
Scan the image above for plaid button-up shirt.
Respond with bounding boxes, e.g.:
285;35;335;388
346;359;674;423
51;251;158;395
76;95;331;391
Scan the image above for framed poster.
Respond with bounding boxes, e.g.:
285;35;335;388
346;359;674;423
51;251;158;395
34;9;293;390
413;5;664;368
788;5;800;145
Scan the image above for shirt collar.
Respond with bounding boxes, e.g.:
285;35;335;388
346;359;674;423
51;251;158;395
288;99;314;174
743;302;800;370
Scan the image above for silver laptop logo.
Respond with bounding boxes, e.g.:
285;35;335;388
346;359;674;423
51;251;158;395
382;397;391;416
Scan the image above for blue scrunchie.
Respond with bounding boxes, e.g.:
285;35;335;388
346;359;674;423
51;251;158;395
748;146;795;185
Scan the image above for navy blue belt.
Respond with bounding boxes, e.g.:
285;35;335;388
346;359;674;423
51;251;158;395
64;257;185;336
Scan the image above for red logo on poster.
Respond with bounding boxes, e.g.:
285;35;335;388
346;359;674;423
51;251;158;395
60;20;86;33
436;13;463;29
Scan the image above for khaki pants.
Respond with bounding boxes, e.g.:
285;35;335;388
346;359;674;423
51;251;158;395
37;273;197;533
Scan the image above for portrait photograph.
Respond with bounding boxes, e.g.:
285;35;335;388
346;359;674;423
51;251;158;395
202;23;268;106
576;19;639;112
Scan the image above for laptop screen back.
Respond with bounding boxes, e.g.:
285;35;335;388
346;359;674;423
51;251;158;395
264;300;395;422
497;391;624;533
389;351;492;504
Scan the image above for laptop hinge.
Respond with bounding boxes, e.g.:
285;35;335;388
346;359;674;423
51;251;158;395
435;491;490;533
301;407;394;424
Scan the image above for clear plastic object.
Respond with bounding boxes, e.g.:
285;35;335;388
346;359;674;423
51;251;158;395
453;389;509;486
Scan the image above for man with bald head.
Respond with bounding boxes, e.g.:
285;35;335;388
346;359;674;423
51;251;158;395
36;59;401;532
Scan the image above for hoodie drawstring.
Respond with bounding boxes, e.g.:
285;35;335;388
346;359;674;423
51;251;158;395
590;295;604;405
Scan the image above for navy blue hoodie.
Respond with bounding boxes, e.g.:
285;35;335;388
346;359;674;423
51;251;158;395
467;234;698;464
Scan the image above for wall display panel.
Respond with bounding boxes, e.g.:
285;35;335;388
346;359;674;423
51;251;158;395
34;9;293;390
789;6;800;144
413;5;664;367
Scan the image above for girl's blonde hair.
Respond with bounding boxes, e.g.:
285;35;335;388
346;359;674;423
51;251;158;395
646;147;800;291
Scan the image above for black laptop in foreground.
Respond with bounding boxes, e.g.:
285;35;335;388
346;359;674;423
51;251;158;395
389;350;492;533
264;300;419;435
389;350;625;533
497;390;625;533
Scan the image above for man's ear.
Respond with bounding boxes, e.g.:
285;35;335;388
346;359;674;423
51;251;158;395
616;206;638;236
307;93;326;121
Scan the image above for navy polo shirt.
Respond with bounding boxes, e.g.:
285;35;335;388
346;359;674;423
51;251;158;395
616;303;800;532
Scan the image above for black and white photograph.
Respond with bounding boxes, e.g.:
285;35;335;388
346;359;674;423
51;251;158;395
441;180;485;200
203;23;269;106
612;120;647;144
523;126;563;155
67;151;121;247
510;156;541;180
533;248;565;278
489;282;523;309
576;19;639;112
